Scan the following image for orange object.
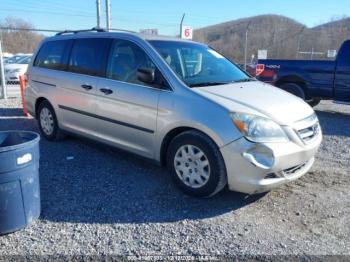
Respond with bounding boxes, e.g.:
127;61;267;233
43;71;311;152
19;75;28;117
232;119;245;133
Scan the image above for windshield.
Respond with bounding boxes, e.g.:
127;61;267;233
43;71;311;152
5;55;26;64
17;56;32;64
148;40;251;87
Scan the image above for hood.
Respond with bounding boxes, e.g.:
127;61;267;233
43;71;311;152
194;81;314;125
4;64;28;74
5;64;28;70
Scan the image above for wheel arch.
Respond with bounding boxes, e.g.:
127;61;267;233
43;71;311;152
35;97;50;119
159;126;220;166
275;75;310;99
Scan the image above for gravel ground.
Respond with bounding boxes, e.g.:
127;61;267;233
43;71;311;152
0;97;349;259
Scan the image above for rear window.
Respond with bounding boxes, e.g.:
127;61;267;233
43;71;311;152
68;38;110;76
34;40;70;70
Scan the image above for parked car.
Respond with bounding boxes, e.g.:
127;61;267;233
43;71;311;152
24;29;322;197
2;52;13;62
238;63;256;77
4;54;30;64
5;55;32;83
256;40;350;106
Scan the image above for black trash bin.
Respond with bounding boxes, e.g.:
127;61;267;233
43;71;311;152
0;131;40;235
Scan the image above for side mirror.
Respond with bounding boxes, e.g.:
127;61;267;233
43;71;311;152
137;67;155;84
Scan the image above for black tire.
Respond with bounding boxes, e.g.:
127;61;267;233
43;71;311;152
307;98;321;107
166;130;227;197
37;100;66;141
279;83;305;100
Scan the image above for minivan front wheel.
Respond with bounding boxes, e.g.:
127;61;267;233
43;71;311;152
167;130;227;197
37;100;65;141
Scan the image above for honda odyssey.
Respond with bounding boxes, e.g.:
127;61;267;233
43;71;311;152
24;29;322;197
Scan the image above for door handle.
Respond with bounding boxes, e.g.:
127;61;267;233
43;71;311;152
81;84;93;91
100;88;113;95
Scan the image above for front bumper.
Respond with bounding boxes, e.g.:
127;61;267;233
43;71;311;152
5;72;20;82
220;128;322;194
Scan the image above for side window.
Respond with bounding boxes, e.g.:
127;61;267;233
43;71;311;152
34;40;70;70
68;38;110;76
106;40;168;88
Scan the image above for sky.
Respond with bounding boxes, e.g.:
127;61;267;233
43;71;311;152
0;0;348;36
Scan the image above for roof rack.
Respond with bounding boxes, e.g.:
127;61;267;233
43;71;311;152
109;28;137;33
55;27;106;36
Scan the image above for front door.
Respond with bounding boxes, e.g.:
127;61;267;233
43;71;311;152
95;39;169;158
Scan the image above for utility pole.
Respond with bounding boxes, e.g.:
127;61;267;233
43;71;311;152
0;36;7;100
296;34;302;59
105;0;111;31
244;30;248;71
179;13;185;38
244;21;251;71
96;0;101;28
296;27;305;59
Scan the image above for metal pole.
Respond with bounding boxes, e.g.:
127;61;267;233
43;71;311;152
0;40;7;100
296;34;302;59
96;0;101;28
105;0;111;31
179;13;185;38
244;29;248;71
244;21;251;71
296;27;305;59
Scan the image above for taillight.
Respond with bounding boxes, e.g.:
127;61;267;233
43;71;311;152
256;64;265;76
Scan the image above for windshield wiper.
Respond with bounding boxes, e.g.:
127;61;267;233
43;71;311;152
231;78;257;83
188;78;257;87
188;82;230;87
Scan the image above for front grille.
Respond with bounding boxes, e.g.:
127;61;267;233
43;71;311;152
297;122;320;143
293;114;320;144
264;173;279;179
264;162;307;179
282;163;307;176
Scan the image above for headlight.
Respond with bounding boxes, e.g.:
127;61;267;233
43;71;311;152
230;112;289;143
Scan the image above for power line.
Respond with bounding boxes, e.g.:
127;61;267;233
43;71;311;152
0;7;95;18
0;27;61;33
9;0;96;16
0;7;179;28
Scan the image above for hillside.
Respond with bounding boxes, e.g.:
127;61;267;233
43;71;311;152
193;15;350;62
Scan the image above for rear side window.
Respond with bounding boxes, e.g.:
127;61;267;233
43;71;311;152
68;38;110;76
34;40;70;70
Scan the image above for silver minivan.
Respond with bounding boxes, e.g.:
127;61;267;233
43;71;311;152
24;29;322;197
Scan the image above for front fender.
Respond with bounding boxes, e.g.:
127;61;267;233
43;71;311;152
154;90;242;162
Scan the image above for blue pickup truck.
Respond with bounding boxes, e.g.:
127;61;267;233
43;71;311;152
256;39;350;106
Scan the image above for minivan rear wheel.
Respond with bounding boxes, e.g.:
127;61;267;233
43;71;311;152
166;130;227;197
37;100;66;141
